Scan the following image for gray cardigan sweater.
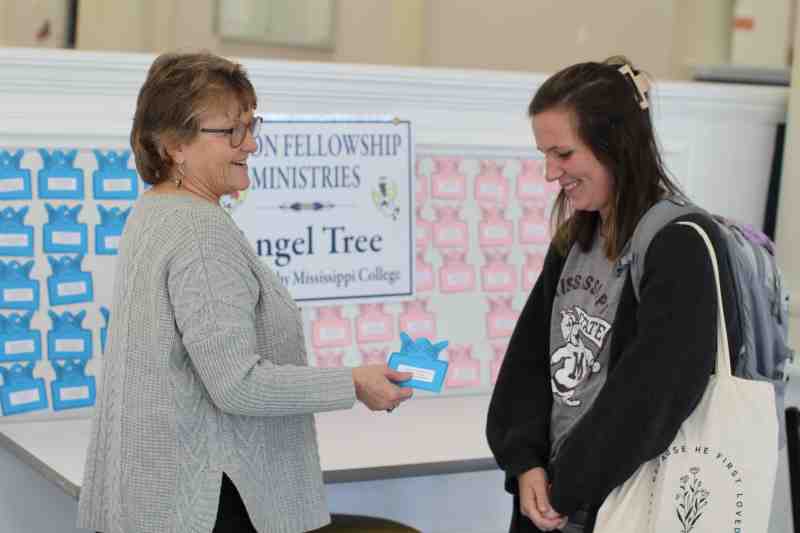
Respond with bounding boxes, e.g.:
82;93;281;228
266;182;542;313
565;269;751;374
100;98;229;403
78;193;356;533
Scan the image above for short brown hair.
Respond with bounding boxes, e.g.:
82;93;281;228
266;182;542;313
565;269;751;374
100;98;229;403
529;56;682;260
130;52;257;185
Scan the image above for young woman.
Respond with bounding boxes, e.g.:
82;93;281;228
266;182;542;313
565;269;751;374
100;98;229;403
486;57;741;533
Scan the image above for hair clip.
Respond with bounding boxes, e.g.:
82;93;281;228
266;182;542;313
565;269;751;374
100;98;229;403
617;64;650;110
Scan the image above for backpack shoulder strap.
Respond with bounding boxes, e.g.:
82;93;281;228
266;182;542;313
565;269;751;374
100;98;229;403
622;197;705;301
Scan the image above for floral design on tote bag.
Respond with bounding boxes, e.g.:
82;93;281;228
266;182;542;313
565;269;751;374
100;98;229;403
675;467;710;533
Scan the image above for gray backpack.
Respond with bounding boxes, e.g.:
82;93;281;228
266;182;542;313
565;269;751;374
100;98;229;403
620;197;793;446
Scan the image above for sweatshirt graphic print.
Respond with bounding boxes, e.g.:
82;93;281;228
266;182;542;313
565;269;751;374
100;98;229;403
549;236;626;459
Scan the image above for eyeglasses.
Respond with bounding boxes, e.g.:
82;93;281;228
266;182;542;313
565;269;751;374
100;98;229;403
199;116;263;148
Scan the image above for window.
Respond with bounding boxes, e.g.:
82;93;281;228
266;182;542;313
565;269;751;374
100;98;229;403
215;0;335;50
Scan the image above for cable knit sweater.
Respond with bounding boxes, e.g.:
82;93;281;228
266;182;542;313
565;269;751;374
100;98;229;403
77;192;356;533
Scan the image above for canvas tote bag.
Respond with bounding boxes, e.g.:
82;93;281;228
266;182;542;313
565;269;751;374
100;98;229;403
594;221;778;533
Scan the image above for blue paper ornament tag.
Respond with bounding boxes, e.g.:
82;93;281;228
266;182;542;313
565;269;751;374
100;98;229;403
0;362;48;415
43;203;88;254
51;358;96;410
95;205;131;255
100;306;110;353
92;149;139;199
47;309;93;360
37;149;84;199
0;149;32;199
0;260;40;311
47;254;94;306
0;311;42;363
387;332;449;393
0;207;34;256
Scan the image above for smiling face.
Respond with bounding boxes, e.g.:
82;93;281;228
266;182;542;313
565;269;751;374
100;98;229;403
171;100;256;202
532;108;615;223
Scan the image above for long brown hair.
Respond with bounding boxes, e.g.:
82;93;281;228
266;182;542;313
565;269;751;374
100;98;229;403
529;56;683;259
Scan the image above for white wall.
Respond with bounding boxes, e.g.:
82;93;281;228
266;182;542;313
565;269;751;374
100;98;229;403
0;0;68;49
670;0;732;79
0;0;769;81
730;0;794;67
72;0;426;67
425;0;676;78
777;1;800;349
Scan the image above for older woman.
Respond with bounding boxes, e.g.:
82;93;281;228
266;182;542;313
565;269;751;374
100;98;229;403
78;52;412;533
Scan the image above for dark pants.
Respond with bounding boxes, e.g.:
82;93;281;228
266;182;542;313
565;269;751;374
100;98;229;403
213;473;258;532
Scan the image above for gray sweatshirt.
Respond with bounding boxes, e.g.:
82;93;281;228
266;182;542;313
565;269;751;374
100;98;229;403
78;192;356;533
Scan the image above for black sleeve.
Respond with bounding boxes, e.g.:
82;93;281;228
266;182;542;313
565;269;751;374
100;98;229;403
486;243;564;494
548;222;720;515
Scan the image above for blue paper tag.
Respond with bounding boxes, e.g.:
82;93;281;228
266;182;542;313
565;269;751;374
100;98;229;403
0;260;39;311
0;311;42;363
37;149;85;199
100;306;110;353
0;150;32;200
387;332;449;393
95;205;131;255
0;362;48;416
92;150;139;200
47;254;94;306
47;310;93;360
43;203;88;254
51;358;96;410
0;206;34;256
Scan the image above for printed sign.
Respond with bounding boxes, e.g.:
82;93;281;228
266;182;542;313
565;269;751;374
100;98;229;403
226;116;414;303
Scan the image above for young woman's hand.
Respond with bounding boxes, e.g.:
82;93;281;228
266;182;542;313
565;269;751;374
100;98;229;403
518;467;568;531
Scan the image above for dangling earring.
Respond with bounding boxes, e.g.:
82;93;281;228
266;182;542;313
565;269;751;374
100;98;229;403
174;161;185;188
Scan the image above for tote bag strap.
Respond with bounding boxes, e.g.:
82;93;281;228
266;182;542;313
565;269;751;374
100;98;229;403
677;222;732;378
